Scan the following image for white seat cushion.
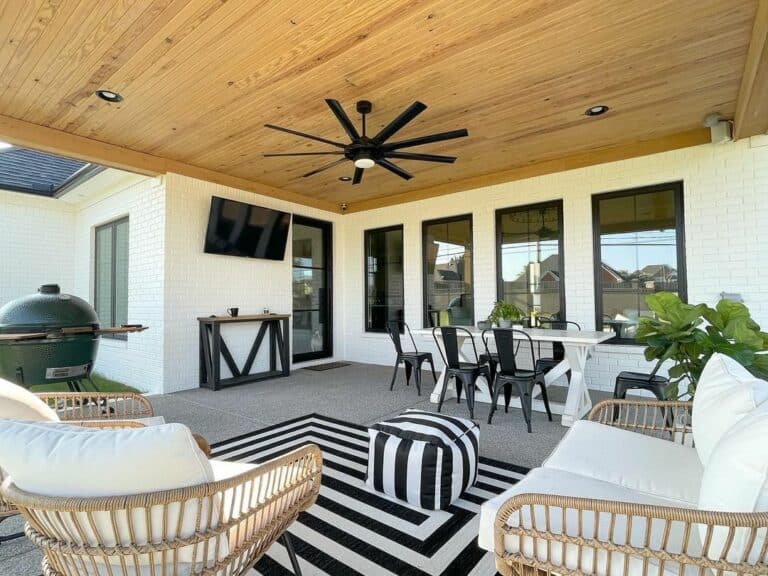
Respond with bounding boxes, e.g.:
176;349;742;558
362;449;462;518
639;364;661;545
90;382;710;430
0;419;222;573
699;401;768;565
479;467;700;576
543;420;702;506
0;377;59;421
693;353;768;465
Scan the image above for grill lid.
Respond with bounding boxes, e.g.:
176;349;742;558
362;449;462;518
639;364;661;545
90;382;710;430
0;284;99;334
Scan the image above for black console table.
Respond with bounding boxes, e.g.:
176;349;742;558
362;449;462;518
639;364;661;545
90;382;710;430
198;314;290;391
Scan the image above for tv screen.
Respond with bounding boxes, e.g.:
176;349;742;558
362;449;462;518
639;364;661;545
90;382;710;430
204;196;291;260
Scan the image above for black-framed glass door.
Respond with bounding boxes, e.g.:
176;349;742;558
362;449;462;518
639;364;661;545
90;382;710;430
292;216;332;362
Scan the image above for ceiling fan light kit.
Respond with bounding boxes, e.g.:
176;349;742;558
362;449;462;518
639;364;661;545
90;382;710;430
264;99;468;185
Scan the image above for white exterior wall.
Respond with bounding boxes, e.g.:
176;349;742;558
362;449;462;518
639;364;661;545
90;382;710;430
338;139;768;391
2;138;766;394
161;173;341;393
72;177;166;393
0;190;75;304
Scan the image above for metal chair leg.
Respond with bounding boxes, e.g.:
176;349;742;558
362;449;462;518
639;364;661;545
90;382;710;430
414;360;422;396
465;375;476;420
537;379;553;421
428;357;438;383
517;381;533;433
488;376;504;424
281;532;302;576
388;359;400;391
437;375;450;413
404;362;412;386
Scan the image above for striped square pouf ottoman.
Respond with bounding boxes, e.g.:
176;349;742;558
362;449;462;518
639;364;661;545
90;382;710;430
365;409;479;510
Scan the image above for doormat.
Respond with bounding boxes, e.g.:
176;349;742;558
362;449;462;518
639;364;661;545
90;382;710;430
303;362;352;371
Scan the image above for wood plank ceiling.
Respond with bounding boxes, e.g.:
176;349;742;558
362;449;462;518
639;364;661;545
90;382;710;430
0;0;762;212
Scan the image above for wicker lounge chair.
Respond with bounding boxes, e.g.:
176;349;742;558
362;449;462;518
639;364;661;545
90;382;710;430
490;398;768;576
0;383;155;545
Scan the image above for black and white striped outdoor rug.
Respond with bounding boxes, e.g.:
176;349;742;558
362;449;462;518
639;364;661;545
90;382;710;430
209;413;528;576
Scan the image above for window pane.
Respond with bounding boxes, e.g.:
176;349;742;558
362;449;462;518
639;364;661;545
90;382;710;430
498;203;562;320
94;225;113;326
596;186;683;340
424;216;473;326
293;310;327;356
114;220;129;327
292;223;325;268
292;269;326;311
365;227;404;331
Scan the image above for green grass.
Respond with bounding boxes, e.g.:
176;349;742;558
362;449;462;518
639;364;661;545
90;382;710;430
30;373;140;394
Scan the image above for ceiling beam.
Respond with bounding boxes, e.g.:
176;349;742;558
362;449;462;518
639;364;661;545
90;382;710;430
0;114;340;213
344;128;711;213
734;1;768;140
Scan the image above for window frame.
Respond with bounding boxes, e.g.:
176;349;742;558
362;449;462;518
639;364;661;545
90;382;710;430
591;181;687;344
421;213;475;328
94;216;129;340
363;224;405;333
495;199;566;320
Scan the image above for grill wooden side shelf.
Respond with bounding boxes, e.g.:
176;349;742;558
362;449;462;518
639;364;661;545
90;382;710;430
197;314;290;391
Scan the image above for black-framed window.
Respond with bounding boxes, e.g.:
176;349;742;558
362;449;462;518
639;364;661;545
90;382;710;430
364;225;404;332
423;214;474;327
94;217;129;337
593;181;686;343
496;201;564;321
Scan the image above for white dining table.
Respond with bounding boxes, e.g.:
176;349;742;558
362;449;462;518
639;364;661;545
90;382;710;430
412;327;614;426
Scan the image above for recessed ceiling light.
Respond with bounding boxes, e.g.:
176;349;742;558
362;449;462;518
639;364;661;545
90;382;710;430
95;89;123;103
0;141;13;150
585;105;609;117
338;176;352;182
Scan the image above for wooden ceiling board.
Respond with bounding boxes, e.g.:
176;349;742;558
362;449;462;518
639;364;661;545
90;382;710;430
0;0;763;211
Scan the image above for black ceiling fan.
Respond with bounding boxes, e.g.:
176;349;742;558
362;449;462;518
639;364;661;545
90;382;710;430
263;99;468;185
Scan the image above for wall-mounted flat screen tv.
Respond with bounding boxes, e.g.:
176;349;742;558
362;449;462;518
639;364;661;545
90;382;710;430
204;196;291;260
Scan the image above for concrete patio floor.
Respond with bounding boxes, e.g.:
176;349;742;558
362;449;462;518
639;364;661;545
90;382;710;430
0;361;613;575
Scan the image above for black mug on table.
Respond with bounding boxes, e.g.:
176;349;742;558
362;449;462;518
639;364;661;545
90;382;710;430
227;307;239;317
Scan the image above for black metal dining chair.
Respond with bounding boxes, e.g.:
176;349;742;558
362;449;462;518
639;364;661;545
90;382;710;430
488;328;552;432
432;326;491;420
479;328;498;387
534;319;581;383
386;321;437;396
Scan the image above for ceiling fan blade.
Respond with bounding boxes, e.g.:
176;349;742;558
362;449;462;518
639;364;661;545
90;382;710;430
301;158;348;178
376;158;413;180
383;128;469;150
263;151;344;157
352;167;364;185
326;99;360;141
384;151;457;163
372;101;427;144
264;123;346;148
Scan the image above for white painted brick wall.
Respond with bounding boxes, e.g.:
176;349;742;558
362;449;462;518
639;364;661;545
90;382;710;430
0;190;75;304
161;173;342;393
338;139;768;392
72;177;166;394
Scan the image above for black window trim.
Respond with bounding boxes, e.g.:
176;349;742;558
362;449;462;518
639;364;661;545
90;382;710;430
591;180;687;344
94;216;129;340
495;199;566;320
363;224;405;333
421;213;475;328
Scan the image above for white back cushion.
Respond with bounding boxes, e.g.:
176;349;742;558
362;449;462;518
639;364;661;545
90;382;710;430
0;378;59;421
692;353;768;465
698;401;768;564
0;420;222;571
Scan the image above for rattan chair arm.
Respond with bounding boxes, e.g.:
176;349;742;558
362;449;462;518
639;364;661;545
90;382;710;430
588;399;694;445
68;419;146;429
36;391;154;420
494;493;768;576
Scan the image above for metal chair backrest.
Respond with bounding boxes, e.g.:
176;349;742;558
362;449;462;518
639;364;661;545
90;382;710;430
433;326;479;369
494;328;536;375
481;328;495;357
537;319;580;360
386;321;418;355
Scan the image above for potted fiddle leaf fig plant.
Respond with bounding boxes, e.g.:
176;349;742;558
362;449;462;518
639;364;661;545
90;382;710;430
487;300;523;328
636;292;768;399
